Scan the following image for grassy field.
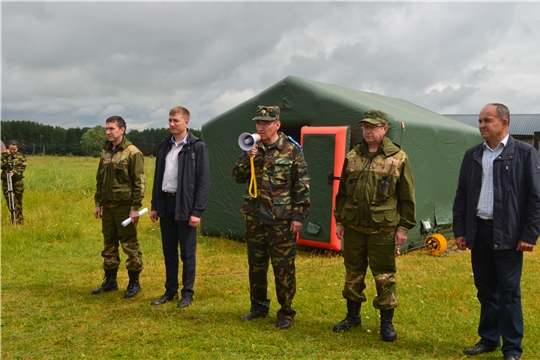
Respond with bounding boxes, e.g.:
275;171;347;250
1;156;539;359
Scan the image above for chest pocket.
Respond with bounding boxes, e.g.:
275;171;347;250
345;171;361;198
269;157;293;187
113;160;130;187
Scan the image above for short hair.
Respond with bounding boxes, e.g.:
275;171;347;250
9;140;19;148
489;103;510;125
106;115;127;131
169;106;190;121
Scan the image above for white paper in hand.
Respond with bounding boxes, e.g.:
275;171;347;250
121;207;149;227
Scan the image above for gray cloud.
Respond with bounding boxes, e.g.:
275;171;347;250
2;2;540;130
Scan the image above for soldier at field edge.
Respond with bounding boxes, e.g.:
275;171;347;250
333;110;416;342
1;140;27;224
92;115;146;299
231;105;310;330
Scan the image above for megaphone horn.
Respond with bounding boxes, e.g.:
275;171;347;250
238;132;261;151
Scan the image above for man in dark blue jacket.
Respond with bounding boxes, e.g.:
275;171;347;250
453;103;540;360
150;106;210;308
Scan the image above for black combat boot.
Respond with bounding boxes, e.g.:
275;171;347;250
91;269;118;295
332;300;362;332
380;309;397;342
124;270;141;298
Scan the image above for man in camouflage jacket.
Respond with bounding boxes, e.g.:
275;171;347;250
1;140;27;224
92;115;146;299
232;105;310;330
333;110;416;342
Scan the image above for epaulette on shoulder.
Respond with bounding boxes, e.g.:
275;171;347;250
286;135;302;149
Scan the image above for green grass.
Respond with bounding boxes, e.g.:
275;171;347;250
2;156;540;359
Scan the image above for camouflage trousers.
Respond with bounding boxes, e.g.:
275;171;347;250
245;221;297;320
341;226;398;310
2;182;24;224
100;205;143;272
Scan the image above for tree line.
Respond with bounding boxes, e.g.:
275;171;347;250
1;120;201;157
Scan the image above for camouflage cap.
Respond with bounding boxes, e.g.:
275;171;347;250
360;110;388;125
252;105;280;121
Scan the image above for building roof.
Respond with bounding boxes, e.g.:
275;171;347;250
444;114;540;136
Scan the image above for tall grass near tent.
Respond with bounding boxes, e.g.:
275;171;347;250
2;156;540;359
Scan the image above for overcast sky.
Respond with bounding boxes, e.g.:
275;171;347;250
2;1;540;131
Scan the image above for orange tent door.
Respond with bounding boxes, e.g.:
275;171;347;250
297;126;350;251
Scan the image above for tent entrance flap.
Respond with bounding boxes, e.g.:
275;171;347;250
297;126;350;252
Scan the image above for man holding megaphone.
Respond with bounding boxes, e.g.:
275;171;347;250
232;105;310;330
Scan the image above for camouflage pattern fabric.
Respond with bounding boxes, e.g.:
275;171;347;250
232;132;310;225
334;136;415;231
232;132;310;320
360;109;389;125
252;105;280;121
246;221;297;320
95;137;145;211
95;137;145;271
1;151;27;224
101;205;143;272
335;136;416;311
341;228;398;310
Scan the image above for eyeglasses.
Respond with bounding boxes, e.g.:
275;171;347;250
361;125;385;131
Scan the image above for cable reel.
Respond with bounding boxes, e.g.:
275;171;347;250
424;234;447;255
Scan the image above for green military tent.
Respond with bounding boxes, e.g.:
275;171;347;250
201;75;481;252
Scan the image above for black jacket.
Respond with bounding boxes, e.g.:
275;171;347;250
151;132;210;221
453;135;540;250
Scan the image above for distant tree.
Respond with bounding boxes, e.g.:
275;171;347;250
66;127;89;156
80;126;106;157
1;120;200;157
190;128;201;138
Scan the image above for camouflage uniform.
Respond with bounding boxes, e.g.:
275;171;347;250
95;137;145;272
1;151;27;224
232;131;310;321
334;135;416;310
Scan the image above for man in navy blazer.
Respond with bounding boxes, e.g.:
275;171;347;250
453;103;540;360
150;106;210;308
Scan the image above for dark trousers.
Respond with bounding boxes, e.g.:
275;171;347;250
472;218;523;356
159;195;197;298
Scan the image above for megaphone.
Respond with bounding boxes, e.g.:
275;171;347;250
238;132;261;151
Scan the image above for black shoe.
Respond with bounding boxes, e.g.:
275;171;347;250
333;317;361;332
151;293;178;305
177;297;193;308
504;355;520;360
240;311;268;321
333;300;362;332
277;318;292;330
124;270;141;299
91;269;118;295
380;309;397;342
463;343;497;355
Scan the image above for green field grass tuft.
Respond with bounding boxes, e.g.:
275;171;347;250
2;156;539;359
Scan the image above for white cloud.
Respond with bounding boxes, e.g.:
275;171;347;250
209;89;256;115
2;2;540;131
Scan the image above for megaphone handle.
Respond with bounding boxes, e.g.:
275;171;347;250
248;156;258;198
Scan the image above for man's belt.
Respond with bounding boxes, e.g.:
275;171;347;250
163;192;176;197
345;224;395;234
101;203;119;209
477;217;493;225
